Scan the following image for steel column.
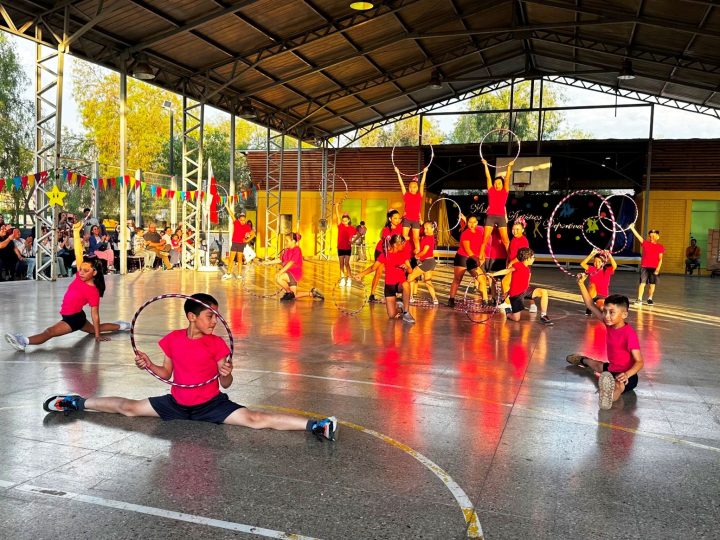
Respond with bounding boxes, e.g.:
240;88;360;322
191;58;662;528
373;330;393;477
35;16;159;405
119;64;128;275
181;96;204;269
264;128;284;258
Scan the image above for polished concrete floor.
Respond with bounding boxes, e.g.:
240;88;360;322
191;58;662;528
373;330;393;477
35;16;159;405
1;261;719;539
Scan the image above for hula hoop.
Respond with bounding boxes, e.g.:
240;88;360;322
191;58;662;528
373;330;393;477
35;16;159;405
460;269;503;324
546;190;617;277
391;145;434;178
130;294;234;388
479;129;521;169
332;174;349;205
331;277;368;316
581;219;628;255
597;193;638;234
241;267;282;298
427;197;462;232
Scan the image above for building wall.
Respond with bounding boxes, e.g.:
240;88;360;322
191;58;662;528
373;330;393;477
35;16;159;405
638;190;720;274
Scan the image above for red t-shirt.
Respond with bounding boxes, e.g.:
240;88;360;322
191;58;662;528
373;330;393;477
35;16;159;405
378;249;408;285
403;192;422;221
158;329;230;406
641;240;665;268
508;235;529;261
231;221;252;244
282;245;303;281
337;223;356;250
586;266;615;297
457;228;483;257
60;275;100;315
418;235;435;260
605;323;640;373
487;187;509;215
508;261;531;297
375;223;403;253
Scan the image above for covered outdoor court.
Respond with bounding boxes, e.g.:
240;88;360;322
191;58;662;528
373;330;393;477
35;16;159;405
1;264;718;539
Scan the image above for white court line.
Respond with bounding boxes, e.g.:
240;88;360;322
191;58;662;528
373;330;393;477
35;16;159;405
9;483;319;540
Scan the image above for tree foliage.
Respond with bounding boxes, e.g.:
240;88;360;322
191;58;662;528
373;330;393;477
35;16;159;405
358;116;445;147
450;81;588;143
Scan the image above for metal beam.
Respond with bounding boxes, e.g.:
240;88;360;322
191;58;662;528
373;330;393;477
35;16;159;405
264;128;284;259
181;97;204;270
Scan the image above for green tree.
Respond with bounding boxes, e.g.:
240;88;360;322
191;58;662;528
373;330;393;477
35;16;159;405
359;116;445;147
450;81;587;143
0;34;33;223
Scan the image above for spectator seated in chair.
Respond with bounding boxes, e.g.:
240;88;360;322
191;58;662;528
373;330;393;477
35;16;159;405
131;227;156;271
685;238;701;275
143;223;173;270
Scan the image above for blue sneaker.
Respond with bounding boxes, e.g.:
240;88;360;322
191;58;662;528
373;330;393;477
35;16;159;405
43;394;86;414
311;416;338;442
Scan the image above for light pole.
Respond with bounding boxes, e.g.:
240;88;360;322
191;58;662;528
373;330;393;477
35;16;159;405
162;100;177;228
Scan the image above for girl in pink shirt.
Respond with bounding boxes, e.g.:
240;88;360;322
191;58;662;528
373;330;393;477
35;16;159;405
395;165;428;255
479;158;515;262
275;233;325;302
5;222;129;352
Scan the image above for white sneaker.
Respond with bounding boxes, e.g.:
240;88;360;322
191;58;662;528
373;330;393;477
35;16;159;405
396;301;404;313
598;372;615;410
339;277;346;287
528;303;538;313
345;277;352;288
114;321;131;332
409;297;417;304
5;333;28;351
222;273;233;280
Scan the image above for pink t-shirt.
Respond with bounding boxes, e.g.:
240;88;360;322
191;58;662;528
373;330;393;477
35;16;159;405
337;223;356;250
487;187;509;215
159;329;231;406
457;227;483;257
232;222;252;244
403;192;422;221
606;323;640;373
282;245;303;281
586;266;615;297
418;235;435;260
508;235;529;261
60;274;100;315
641;240;665;268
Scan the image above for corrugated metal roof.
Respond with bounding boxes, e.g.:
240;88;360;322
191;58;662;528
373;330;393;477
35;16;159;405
4;0;720;139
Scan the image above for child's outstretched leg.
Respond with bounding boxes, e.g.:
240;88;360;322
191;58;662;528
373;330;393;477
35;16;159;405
224;408;337;441
43;394;159;417
6;320;73;351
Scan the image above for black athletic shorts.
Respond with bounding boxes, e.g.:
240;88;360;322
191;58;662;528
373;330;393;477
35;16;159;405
149;392;244;423
639;267;658;284
603;364;639;393
508;288;536;314
410;257;418;269
374;249;382;261
485;213;508;227
454;253;478;271
402;218;421;230
230;242;246;252
61;311;88;332
384;282;404;298
419;258;437;272
338;248;352;257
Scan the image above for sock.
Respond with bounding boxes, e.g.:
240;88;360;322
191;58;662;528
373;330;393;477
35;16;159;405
541;312;547;317
19;335;29;346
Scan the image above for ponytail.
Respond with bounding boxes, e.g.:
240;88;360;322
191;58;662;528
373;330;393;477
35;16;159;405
84;256;106;297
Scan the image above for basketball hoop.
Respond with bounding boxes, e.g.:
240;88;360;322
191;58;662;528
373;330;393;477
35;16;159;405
511;170;531;197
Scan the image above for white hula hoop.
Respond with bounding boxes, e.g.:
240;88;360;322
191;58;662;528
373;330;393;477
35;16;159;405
391;145;434;177
479;128;521;169
597;193;638;234
427;197;462;232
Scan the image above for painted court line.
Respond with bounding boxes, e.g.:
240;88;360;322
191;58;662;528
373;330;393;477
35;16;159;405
9;483;319;540
258;404;484;539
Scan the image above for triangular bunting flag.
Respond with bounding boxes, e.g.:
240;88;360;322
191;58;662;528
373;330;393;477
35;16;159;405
28;174;35;187
0;179;5;192
21;176;28;189
141;181;146;192
13;176;21;190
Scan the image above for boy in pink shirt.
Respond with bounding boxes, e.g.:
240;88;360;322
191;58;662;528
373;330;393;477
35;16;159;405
43;293;337;441
568;275;645;410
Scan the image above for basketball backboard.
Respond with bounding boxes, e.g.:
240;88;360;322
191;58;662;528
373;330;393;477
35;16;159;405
496;156;551;191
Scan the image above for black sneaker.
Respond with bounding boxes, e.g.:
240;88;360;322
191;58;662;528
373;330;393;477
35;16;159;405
646;298;654;305
448;297;455;308
368;294;376;303
43;394;85;414
585;308;592;316
311;288;324;300
280;291;296;301
311;416;338;441
539;315;554;326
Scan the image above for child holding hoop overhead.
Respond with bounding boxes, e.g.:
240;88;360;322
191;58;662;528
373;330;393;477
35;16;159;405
490;247;554;326
275;232;325;302
569;275;644;410
224;204;255;279
448;215;489;308
369;209;404;302
395;165;428;255
5;222;130;352
335;204;357;288
628;224;665;305
407;221;439;305
43;293;337;441
580;248;617;315
355;234;415;324
479;158;515;262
